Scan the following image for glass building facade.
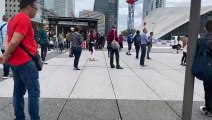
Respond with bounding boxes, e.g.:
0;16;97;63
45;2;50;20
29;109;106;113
94;0;119;34
143;0;166;19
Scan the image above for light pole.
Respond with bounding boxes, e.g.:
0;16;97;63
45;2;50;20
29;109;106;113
182;0;201;119
152;23;155;32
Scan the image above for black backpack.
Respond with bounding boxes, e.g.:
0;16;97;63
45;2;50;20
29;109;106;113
0;23;7;41
192;37;212;82
133;35;141;44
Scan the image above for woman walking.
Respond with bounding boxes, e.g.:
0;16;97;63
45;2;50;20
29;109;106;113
89;29;96;61
39;24;48;64
58;31;65;53
71;26;83;70
181;35;188;66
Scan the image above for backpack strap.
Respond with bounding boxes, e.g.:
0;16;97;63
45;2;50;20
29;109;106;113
0;23;7;47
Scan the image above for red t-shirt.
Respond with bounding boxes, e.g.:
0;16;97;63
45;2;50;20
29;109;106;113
7;12;37;66
108;29;118;43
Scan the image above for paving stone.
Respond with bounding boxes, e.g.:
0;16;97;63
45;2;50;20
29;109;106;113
58;99;121;120
167;101;212;120
118;100;181;120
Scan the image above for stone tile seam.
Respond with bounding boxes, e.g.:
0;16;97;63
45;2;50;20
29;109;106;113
103;52;123;120
120;57;183;119
56;59;89;120
119;56;164;101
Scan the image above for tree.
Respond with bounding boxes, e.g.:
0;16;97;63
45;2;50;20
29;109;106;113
121;29;137;36
121;30;128;36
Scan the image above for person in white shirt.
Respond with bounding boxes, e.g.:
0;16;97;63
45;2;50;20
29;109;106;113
0;15;11;79
181;35;188;66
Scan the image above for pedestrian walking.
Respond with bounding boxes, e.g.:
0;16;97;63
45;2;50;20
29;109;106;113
107;38;110;57
89;29;96;61
181;35;188;66
3;0;40;119
99;33;105;49
0;15;11;79
38;24;48;64
68;27;74;57
58;31;65;53
118;35;123;51
147;32;153;59
132;30;141;59
108;25;123;69
126;34;133;55
71;26;83;70
65;31;70;49
140;28;148;66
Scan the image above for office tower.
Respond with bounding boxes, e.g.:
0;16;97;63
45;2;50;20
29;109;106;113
94;0;119;34
54;0;75;17
156;0;166;8
143;0;166;19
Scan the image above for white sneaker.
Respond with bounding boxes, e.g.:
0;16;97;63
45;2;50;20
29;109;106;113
200;106;212;117
42;61;48;64
3;76;10;79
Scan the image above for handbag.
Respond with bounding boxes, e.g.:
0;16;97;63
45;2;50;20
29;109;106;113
111;40;119;49
9;16;43;71
111;29;120;49
19;44;43;71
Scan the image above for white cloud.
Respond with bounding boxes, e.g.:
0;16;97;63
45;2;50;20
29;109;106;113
75;0;212;33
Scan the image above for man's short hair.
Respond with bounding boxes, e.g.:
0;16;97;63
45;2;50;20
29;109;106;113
2;15;8;21
90;29;94;33
136;30;140;34
206;20;212;33
74;26;82;32
19;0;36;9
150;32;153;35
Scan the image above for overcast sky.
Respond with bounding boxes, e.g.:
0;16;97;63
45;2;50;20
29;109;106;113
76;0;212;33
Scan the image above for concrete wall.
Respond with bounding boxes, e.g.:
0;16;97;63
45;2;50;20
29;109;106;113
0;1;5;18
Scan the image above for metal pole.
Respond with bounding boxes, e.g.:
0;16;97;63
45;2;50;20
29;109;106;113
56;24;58;42
182;0;201;120
152;23;155;32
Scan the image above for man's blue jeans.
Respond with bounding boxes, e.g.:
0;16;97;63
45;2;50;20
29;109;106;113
72;46;82;68
140;44;147;65
11;60;40;120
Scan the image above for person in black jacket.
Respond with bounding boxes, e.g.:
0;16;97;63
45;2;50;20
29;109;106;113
199;20;212;117
132;30;141;59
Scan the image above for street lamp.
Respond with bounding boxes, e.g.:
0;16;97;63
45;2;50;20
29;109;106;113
152;23;155;32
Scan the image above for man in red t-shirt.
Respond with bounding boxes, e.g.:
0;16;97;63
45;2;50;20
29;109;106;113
3;0;40;119
108;25;123;69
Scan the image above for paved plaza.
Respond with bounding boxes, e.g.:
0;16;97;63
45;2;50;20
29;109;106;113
0;49;211;120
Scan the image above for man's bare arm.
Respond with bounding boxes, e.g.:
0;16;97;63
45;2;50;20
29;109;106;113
4;32;24;57
3;35;9;50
